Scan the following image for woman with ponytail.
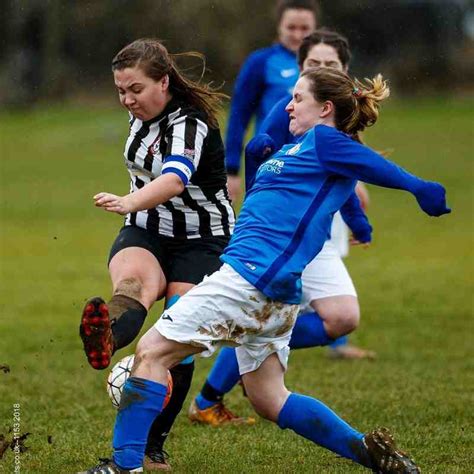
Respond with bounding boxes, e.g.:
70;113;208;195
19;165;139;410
78;38;235;470
79;66;450;473
189;30;378;428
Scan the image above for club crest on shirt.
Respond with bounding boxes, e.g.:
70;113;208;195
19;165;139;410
183;148;195;160
148;135;162;155
286;143;301;155
281;68;297;78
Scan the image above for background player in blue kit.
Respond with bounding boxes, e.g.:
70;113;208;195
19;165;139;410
225;0;318;201
79;66;450;474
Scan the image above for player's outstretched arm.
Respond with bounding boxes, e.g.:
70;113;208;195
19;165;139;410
315;126;451;217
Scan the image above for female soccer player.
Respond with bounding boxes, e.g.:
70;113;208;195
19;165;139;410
190;29;375;427
79;38;234;470
79;67;450;473
225;0;318;201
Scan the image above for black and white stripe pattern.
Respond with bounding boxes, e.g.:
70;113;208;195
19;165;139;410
123;99;235;239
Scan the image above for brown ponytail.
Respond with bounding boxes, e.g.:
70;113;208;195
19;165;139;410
112;39;227;128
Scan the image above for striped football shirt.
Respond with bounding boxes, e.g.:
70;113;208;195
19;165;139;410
123;98;235;239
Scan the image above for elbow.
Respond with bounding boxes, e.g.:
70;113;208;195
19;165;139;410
173;174;186;195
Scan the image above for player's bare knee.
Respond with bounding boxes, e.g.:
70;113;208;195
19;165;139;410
114;277;142;301
248;395;280;422
246;386;289;422
325;306;360;337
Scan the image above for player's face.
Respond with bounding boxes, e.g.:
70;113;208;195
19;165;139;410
302;43;346;72
286;76;325;136
113;66;171;121
278;9;316;53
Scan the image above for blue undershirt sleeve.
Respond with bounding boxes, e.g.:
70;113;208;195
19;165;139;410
225;51;268;175
340;192;372;243
259;96;292;151
244;96;292;191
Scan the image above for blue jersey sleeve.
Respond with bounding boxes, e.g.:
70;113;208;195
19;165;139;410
259;96;292;150
225;49;269;175
244;96;293;192
315;125;450;217
340;192;372;243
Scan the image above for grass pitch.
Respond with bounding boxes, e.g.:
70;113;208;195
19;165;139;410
0;98;473;473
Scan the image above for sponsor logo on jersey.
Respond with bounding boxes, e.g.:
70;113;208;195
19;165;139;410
286;143;301;155
259;158;285;174
281;68;297;78
245;262;257;271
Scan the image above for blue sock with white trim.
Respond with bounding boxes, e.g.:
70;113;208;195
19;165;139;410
113;377;167;469
289;312;336;348
329;335;348;348
196;347;240;409
277;393;371;467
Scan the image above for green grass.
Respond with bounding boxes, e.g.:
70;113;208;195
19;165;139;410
0;98;473;473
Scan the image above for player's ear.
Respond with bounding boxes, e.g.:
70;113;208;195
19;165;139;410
320;100;334;118
161;74;170;91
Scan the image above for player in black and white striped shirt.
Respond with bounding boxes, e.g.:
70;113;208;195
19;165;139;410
79;38;234;470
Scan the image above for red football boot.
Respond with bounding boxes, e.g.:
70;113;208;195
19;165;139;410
80;297;114;370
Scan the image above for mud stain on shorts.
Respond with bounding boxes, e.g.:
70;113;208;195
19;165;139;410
252;300;284;324
274;308;298;337
230;324;246;339
197;326;213;336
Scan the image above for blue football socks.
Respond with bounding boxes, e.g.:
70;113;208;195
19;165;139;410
113;377;168;469
277;393;371;467
196;347;240;409
329;334;348;348
289;312;336;348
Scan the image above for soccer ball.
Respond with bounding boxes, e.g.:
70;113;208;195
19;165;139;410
106;354;173;409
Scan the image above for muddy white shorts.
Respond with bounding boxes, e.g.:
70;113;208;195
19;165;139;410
300;240;357;313
154;264;299;375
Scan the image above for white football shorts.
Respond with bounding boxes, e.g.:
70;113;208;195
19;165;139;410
300;239;357;313
329;211;350;258
154;264;299;375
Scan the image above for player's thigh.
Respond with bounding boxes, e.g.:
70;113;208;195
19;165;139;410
136;325;202;371
242;353;291;422
108;226;167;307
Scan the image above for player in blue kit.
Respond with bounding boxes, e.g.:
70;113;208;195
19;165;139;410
79;67;450;473
189;29;375;427
225;0;317;201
